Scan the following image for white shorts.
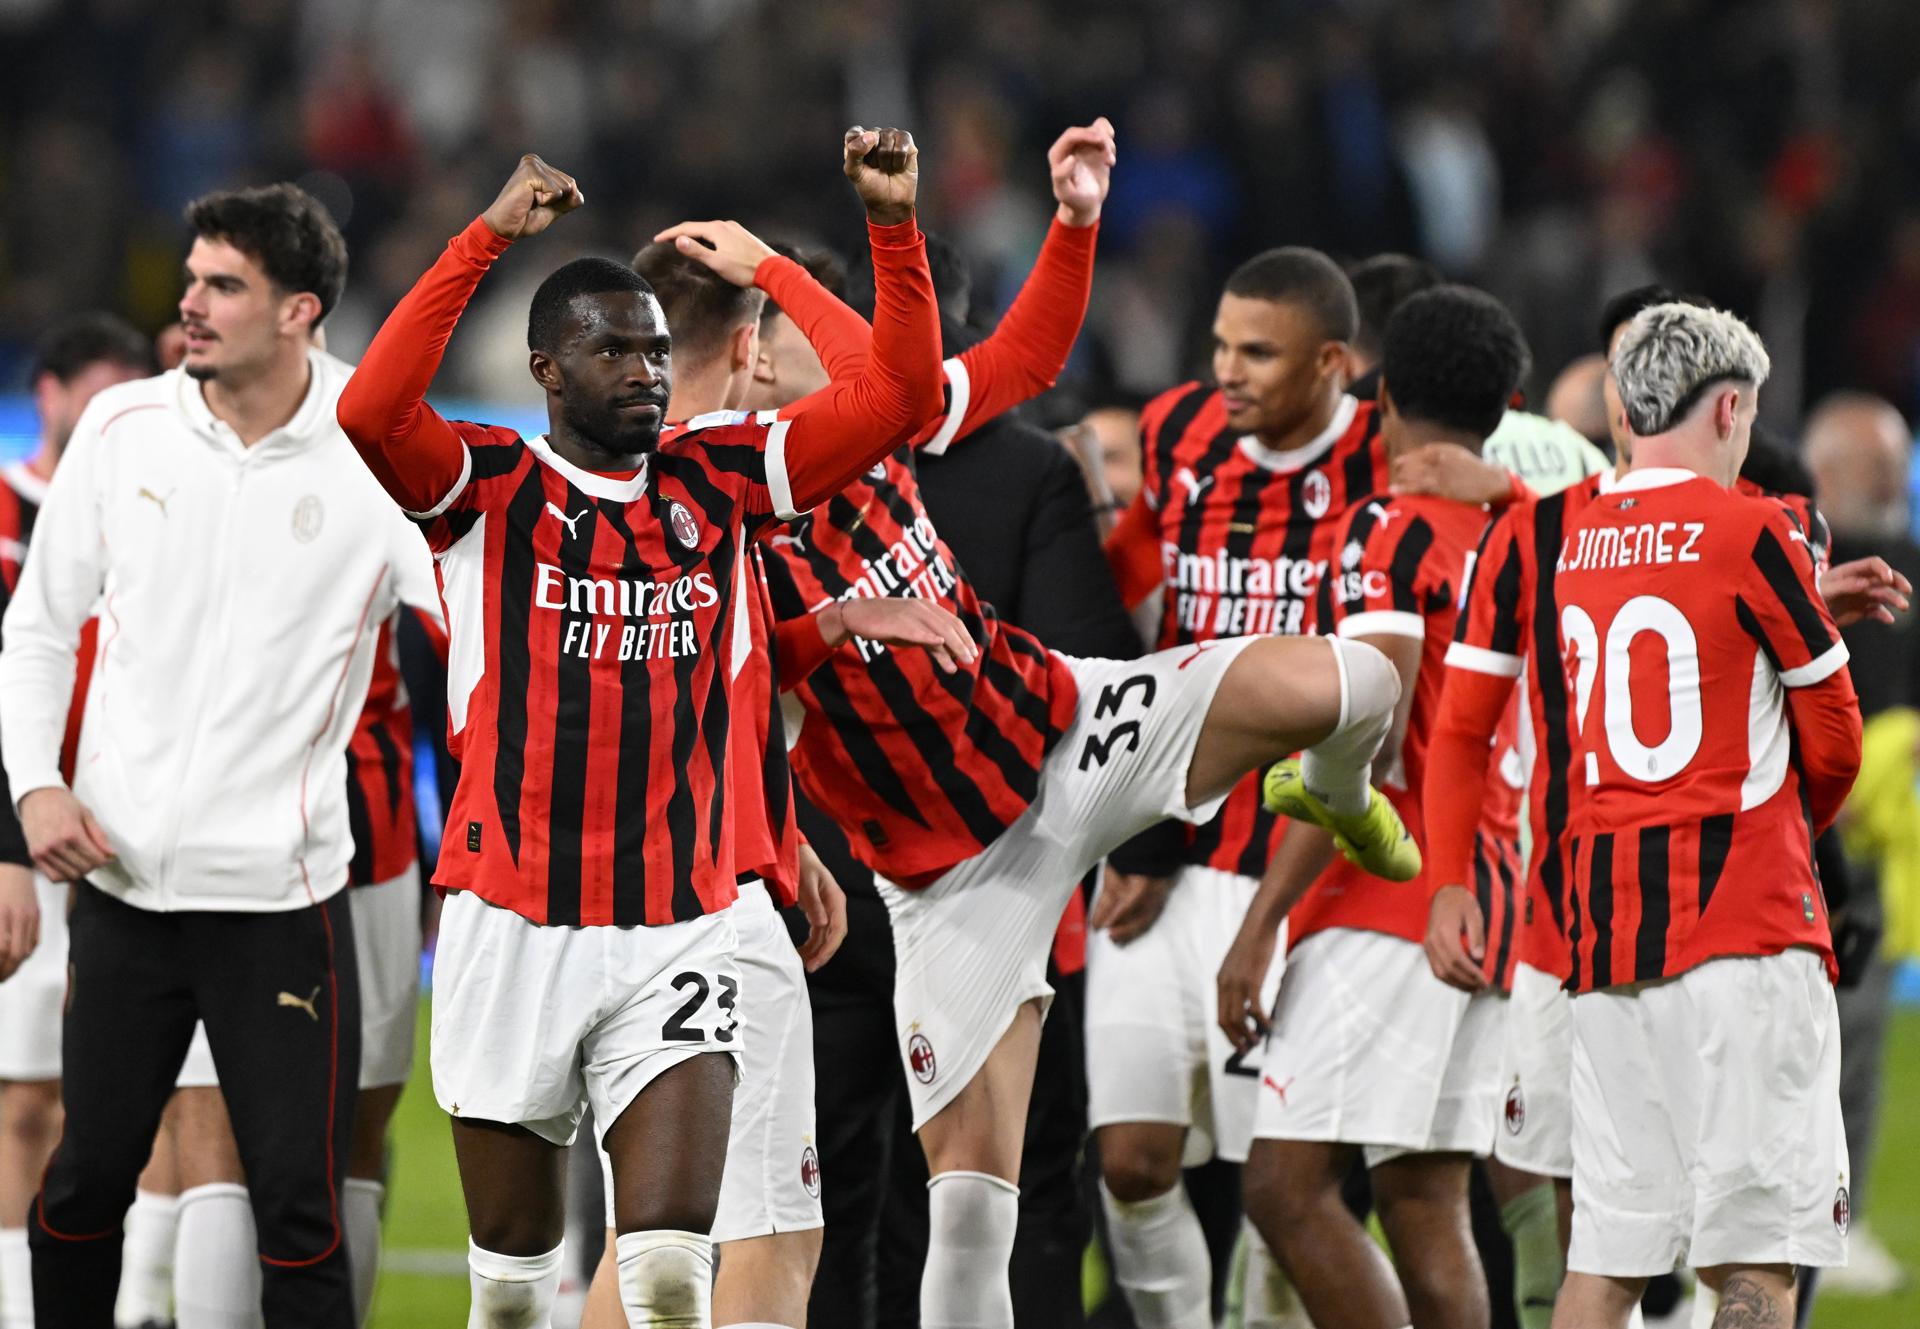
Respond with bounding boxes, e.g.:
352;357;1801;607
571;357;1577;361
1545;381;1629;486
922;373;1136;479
596;881;821;1241
883;638;1259;1128
177;867;423;1091
1567;949;1849;1277
1252;928;1503;1165
430;889;741;1147
1086;865;1286;1165
1494;960;1573;1178
0;873;68;1082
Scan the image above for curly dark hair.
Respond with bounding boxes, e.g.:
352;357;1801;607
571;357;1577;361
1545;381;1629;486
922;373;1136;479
528;257;657;355
1381;286;1529;440
1349;253;1442;363
185;184;348;325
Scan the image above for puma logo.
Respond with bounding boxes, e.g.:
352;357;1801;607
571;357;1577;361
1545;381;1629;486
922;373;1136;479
277;986;321;1021
1172;467;1214;503
137;486;174;516
1263;1074;1295;1106
545;502;589;538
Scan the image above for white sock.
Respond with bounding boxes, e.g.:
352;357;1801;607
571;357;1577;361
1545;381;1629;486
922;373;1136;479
0;1228;31;1329
1300;636;1398;815
922;1171;1019;1329
614;1229;711;1328
115;1189;181;1328
174;1183;261;1329
1098;1180;1211;1329
467;1240;563;1329
1239;1219;1311;1329
343;1178;384;1327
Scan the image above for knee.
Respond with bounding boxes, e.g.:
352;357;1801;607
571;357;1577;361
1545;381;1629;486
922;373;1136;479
1099;1149;1182;1205
0;1082;62;1150
1329;637;1399;734
613;1230;713;1323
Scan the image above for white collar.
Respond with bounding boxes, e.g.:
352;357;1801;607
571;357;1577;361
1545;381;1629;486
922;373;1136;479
174;347;333;457
1235;394;1359;473
1612;466;1705;493
525;433;651;502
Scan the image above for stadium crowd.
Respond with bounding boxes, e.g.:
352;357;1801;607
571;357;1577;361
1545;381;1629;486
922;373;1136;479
2;5;1920;1329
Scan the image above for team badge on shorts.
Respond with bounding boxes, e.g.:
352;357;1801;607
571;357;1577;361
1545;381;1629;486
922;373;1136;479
1504;1083;1527;1136
1834;1186;1851;1236
668;501;701;549
800;1145;822;1199
908;1032;937;1084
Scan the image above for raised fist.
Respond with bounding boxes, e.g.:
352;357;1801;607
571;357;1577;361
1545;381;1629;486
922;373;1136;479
482;154;585;241
843;127;918;227
1049;118;1117;228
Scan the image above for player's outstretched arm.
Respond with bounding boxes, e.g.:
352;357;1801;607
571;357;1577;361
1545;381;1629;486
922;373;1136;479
1419;667;1516;991
338;154;584;513
775;128;944;511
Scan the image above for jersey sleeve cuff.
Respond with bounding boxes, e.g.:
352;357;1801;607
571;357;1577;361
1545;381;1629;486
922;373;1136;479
1445;641;1525;677
917;358;971;456
1780;639;1850;687
453;216;515;265
764;418;800;520
404;442;473;522
867;217;922;250
1337;610;1424;641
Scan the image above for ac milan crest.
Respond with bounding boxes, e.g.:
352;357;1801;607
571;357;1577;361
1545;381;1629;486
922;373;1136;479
800;1146;822;1198
668;500;700;549
908;1032;937;1084
1302;470;1331;519
1834;1185;1851;1235
1504;1084;1527;1136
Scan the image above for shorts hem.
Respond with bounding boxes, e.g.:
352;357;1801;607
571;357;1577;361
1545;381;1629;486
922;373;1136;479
595;1044;743;1146
711;1213;827;1245
1085;1109;1193;1134
907;979;1052;1132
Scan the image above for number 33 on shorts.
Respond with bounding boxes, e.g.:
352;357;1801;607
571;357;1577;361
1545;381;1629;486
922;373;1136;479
662;970;739;1044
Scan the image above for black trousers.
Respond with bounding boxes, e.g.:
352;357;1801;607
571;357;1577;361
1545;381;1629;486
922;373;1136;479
807;889;1090;1328
32;884;359;1329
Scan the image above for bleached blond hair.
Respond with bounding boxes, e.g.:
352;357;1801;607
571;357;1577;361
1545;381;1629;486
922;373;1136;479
1610;302;1770;436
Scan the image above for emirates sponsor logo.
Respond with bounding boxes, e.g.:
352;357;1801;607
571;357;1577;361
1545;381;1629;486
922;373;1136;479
837;513;960;661
1163;544;1325;636
535;563;720;662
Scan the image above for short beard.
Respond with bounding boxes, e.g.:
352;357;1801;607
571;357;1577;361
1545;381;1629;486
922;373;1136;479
184;361;218;382
560;398;660;459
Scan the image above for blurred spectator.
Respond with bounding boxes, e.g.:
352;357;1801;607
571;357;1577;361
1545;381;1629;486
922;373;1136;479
1544;353;1612;452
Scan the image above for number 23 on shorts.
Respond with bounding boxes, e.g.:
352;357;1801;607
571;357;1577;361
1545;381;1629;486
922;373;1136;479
661;970;740;1043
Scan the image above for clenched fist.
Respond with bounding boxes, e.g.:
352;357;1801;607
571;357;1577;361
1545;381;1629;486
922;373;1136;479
482;154;585;241
843;127;919;227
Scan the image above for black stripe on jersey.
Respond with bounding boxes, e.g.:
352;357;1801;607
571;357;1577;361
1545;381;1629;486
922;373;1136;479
762;666;792;849
1151;384;1214;502
468;437;531;479
1759;526;1837;656
670;462;749;890
1634;824;1671;982
1530;494;1573;936
1749;525;1836;662
1491;840;1518;983
1342;410;1381;502
493;468;550;869
344;751;374;886
1387;515;1435;614
1172;428;1239;574
1697;812;1734;915
1473;830;1494;920
1223;449;1283;562
1563;837;1584;991
1587;831;1615;988
603;502;656;924
543;491;600;927
1329;500;1387;624
802;659;936;831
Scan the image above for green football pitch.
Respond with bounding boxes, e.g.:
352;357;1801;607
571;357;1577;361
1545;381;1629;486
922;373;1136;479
368;1002;1920;1327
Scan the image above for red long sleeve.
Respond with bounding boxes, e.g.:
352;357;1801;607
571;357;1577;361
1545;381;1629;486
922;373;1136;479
1786;672;1864;834
774;612;837;690
755;254;872;381
338;216;510;513
1421;666;1518;896
921;217;1098;450
776;219;943;512
1104;493;1163;610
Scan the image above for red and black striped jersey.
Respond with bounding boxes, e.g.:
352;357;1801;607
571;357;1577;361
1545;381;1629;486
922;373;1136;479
762;451;1077;888
0;462;43;593
1130;386;1387;878
1289;490;1521;949
1555;470;1853;991
1444;475;1610;979
417;417;790;927
732;546;801;905
344;609;448;888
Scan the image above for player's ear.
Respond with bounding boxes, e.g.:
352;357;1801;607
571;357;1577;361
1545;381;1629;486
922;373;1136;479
281;291;323;339
529;349;562;394
1318;339;1349;377
752;336;777;386
730;321;758;376
1713;388;1739;440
